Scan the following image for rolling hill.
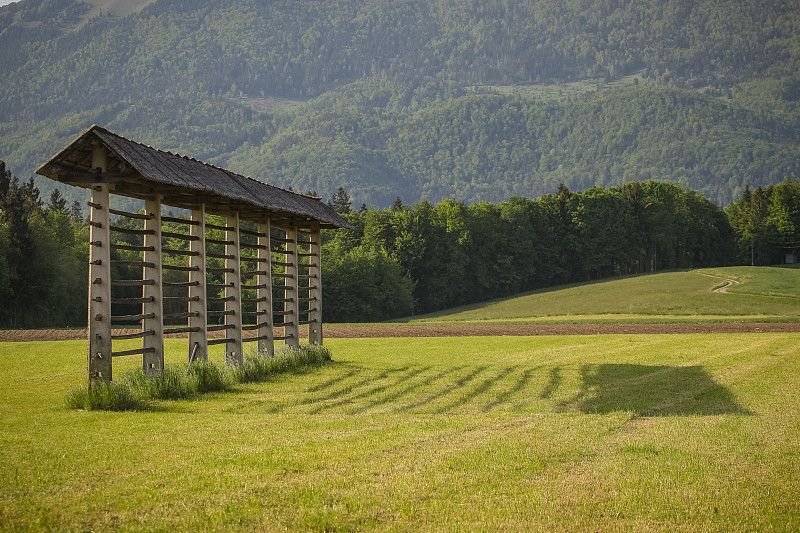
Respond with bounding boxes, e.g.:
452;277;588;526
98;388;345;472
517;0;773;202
400;266;800;324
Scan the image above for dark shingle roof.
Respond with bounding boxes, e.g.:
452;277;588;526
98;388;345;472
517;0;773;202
36;125;353;229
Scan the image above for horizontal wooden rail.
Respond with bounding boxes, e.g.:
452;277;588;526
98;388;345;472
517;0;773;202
208;338;235;346
241;269;268;277
164;281;200;287
206;238;234;246
241;283;267;290
112;244;155;252
163;248;200;257
238;228;266;238
208;267;235;273
209;296;235;302
111;312;155;322
111;296;155;304
110;226;155;236
241;297;268;303
242;335;271;343
112;347;156;357
207;324;234;332
163;326;202;335
239;242;266;250
162;264;200;272
164;311;200;320
112;329;155;340
208;310;235;317
109;208;152;220
112;279;155;286
161;216;199;226
111;260;156;268
163;296;200;302
205;223;235;232
207;252;235;260
242;322;270;331
162;231;200;242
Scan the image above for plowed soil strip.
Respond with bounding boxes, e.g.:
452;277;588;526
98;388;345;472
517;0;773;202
2;323;800;342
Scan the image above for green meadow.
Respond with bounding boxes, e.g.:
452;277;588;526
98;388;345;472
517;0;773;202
400;266;800;324
2;332;799;531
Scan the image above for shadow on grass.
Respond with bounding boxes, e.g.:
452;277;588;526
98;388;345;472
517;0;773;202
557;364;753;416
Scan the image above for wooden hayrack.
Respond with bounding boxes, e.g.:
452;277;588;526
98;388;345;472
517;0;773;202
36;125;351;384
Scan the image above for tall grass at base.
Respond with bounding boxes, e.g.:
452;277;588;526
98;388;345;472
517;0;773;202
236;344;333;383
65;344;332;411
65;379;140;411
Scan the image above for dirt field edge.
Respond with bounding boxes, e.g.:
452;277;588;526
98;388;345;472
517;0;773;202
2;322;800;342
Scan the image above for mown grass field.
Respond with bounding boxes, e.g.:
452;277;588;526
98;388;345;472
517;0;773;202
2;332;799;531
399;266;800;324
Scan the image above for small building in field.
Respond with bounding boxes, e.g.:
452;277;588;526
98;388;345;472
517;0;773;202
36;124;352;384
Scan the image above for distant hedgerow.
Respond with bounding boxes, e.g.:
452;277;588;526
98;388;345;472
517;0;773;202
66;344;333;411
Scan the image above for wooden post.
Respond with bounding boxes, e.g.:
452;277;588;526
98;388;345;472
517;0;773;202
142;196;164;375
225;213;243;366
308;222;323;346
188;205;208;362
87;152;112;384
257;219;274;356
284;225;300;348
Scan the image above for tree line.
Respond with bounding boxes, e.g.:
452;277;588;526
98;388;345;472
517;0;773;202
2;161;797;327
321;181;739;321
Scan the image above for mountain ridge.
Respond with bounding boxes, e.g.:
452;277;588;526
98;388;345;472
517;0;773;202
1;0;799;207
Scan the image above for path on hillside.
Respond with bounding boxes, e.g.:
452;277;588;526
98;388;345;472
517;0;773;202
701;273;741;293
2;322;800;342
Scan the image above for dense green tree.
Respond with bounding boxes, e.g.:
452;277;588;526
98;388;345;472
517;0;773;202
727;179;800;264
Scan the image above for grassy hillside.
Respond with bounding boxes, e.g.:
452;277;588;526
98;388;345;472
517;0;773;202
1;335;799;530
401;266;800;324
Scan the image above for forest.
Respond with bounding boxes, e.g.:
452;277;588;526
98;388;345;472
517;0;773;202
2;0;800;208
3;159;798;327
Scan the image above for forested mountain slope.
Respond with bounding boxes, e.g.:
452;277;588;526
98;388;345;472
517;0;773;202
1;0;799;207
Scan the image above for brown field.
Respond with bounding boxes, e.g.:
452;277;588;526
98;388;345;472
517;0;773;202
2;322;800;342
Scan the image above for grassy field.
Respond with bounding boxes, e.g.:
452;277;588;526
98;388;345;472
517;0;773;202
399;266;800;324
2;333;799;531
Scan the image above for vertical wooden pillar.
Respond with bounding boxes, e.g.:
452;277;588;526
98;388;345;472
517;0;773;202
308;223;323;346
225;213;243;366
188;205;208;362
87;173;111;383
257;219;274;356
142;196;164;374
284;225;300;348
